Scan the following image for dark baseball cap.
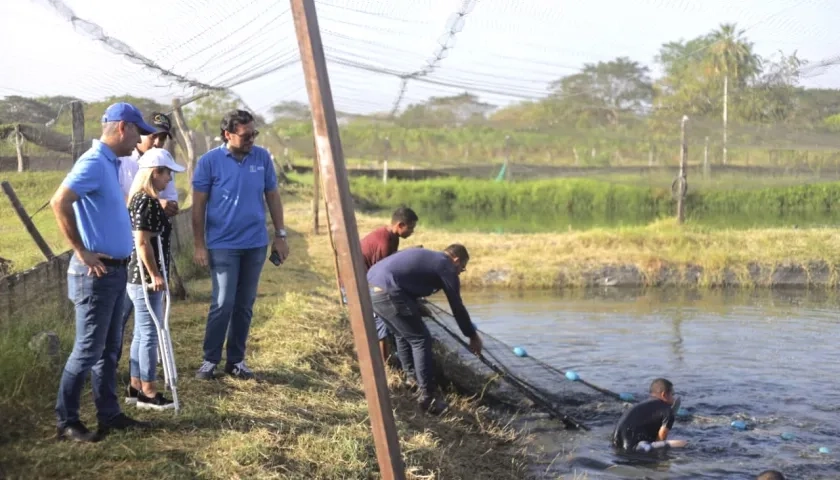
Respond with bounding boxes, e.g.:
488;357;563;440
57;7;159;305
101;102;157;135
148;112;173;138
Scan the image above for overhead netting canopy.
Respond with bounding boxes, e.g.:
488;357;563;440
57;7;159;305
422;301;631;431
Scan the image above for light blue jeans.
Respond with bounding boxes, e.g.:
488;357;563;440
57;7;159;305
127;283;163;382
202;247;267;365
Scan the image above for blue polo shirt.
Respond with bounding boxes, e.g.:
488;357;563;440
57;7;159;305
61;140;134;259
367;248;476;338
192;144;278;249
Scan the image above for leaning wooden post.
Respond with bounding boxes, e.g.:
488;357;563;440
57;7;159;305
676;115;689;224
289;0;406;478
312;143;320;235
14;125;25;172
2;181;54;260
70;101;85;163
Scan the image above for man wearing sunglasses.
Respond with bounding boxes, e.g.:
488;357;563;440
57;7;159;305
117;112;179;216
192;109;289;381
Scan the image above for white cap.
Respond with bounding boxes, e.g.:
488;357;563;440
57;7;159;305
137;148;186;172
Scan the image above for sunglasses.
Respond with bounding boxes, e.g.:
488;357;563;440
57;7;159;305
229;130;260;141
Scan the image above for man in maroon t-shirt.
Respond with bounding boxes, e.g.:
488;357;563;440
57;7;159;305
360;206;419;364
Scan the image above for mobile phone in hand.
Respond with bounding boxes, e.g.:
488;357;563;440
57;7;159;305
269;249;282;266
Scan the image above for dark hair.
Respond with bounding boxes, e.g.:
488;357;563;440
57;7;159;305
220;109;255;141
756;471;785;480
391;206;418;225
444;244;469;262
649;378;674;396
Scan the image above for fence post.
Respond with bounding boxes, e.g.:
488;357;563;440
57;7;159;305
289;0;406;478
703;136;709;179
2;181;54;260
676;116;689;224
70;101;85;163
14;124;25;172
171;98;197;190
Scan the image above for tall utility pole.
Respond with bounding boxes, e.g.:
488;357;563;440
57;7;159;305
722;74;728;165
288;1;406;479
676;115;689;224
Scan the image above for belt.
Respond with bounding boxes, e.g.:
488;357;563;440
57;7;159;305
101;257;129;267
370;286;384;293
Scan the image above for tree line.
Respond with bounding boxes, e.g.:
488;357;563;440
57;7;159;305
3;23;840;168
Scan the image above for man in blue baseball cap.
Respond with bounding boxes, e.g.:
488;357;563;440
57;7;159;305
50;101;154;442
102;102;158;136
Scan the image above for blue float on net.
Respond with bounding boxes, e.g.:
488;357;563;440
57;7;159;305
819;447;831;454
780;432;795;441
565;371;580;381
513;347;528;357
676;407;690;418
731;420;747;430
619;392;635;402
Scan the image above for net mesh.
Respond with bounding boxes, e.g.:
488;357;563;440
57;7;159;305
422;301;628;430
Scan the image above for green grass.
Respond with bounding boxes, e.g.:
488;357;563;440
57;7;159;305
0;199;532;480
0;171;68;271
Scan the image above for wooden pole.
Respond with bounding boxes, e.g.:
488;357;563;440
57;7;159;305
14;124;25;172
288;1;405;478
201;120;213;154
312;144;320;235
70;101;85;163
2;181;54;260
676;115;689;224
703;136;709;179
171;99;197;189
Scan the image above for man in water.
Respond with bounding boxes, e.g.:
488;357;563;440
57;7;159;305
367;244;482;414
360;206;419;365
611;378;688;453
756;470;785;480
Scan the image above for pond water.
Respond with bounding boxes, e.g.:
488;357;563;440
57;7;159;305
446;288;840;479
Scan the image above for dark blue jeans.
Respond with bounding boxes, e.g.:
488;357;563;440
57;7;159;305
202;247;267;365
370;290;436;397
55;255;127;428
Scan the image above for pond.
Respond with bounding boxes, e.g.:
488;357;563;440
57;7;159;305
432;288;840;479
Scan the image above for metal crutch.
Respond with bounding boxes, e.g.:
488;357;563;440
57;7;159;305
137;234;180;414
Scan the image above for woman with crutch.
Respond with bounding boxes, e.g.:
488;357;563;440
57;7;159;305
123;148;184;411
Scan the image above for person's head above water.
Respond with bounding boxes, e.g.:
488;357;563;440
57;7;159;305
649;378;676;406
756;470;785;480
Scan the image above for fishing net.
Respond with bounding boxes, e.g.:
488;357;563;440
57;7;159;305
421;300;630;431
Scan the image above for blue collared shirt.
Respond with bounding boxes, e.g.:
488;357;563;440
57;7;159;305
61;140;134;259
192;144;278;249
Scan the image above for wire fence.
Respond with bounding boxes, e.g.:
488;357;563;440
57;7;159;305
2;0;840;190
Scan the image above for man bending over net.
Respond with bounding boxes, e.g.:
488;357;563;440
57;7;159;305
367;244;482;414
611;378;688;453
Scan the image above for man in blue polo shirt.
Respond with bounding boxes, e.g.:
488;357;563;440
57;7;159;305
51;102;157;442
192;109;289;381
367;244;482;415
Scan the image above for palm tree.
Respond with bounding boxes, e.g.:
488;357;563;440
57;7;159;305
706;23;761;164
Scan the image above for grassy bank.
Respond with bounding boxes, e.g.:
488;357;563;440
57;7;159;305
362;216;840;289
0;195;530;479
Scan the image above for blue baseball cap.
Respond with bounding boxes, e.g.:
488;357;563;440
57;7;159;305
101;102;158;135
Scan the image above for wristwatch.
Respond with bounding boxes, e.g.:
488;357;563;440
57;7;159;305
275;228;287;239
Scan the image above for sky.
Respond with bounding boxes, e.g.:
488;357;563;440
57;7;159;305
1;0;838;120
